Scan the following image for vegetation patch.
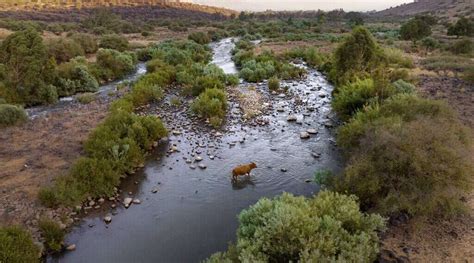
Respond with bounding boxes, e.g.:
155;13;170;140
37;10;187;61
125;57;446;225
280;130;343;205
0;104;27;127
0;226;39;263
206;191;385;262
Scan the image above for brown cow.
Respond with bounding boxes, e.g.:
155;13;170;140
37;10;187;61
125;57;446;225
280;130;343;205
232;162;257;181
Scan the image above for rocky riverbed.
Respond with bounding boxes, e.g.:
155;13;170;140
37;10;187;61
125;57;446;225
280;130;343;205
50;38;343;262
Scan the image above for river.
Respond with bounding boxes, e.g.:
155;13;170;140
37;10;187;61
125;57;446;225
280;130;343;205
50;38;342;263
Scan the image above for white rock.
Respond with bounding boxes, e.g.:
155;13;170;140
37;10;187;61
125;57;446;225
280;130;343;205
123;197;132;207
307;128;318;134
104;214;112;224
132;199;141;204
300;132;310;139
198;164;207;169
66;244;76;251
287;115;297;122
195;156;203;162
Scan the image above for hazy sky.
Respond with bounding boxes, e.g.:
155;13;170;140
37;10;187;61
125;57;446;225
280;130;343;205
193;0;413;11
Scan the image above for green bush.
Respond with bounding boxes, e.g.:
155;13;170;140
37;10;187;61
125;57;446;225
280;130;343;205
70;33;98;54
420;37;438;52
206;191;385;262
188;32;211;45
0;29;58;105
447;17;474;37
192;76;225;96
76;93;96;104
94;49;136;81
99;34;129;51
226;74;240;86
0;104;27;127
332;27;385;85
47;38;85;64
268;77;280;91
450;39;473;55
56;58;99;96
400;18;432;43
334;94;472;217
384;48;414;68
392;79;416;94
463;67;474;84
0;226;39;263
332;78;383;120
191;88;227;128
129;82;163;107
39;218;65;253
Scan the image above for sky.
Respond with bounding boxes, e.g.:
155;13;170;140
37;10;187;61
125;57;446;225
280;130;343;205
193;0;414;11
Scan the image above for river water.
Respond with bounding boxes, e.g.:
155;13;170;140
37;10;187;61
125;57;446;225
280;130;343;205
51;38;342;263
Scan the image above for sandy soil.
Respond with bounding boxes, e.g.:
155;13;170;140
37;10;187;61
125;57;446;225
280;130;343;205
0;100;108;237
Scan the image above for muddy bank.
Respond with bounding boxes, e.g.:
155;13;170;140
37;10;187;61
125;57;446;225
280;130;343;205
52;38;342;262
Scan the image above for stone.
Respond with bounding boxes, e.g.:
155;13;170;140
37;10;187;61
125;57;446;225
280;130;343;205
300;132;310;139
198;164;207;169
305;179;312;183
281;168;287;172
172;130;182;135
195;156;203;162
307;128;318;134
123;197;132;208
287;115;297;122
65;244;76;251
190;165;197;170
98;198;105;203
104;214;112;224
151;187;158;193
132;199;141;204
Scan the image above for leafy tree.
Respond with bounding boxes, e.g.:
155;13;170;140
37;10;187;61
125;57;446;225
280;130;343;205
420;37;438;52
206;191;385;262
99;34;129;52
400;18;432;44
0;28;58;105
332;26;385;85
448;17;474;37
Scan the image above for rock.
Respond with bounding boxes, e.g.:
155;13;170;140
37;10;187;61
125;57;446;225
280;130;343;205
305;179;312;183
311;152;321;158
209;155;215;160
307;128;318;134
151;187;158;193
88;200;95;207
190;165;197;170
98;198;105;203
198;164;207;169
276;107;285;112
132;199;141;204
65;244;76;251
215;132;223;137
281;168;287;172
186;159;192;164
111;204;117;209
300;132;310;139
172;130;182;135
287;115;297;122
278;93;286;98
195;156;203;162
123;197;132;208
104;214;112;224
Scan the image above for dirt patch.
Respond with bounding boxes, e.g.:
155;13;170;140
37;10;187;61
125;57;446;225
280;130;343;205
229;85;268;120
417;75;474;128
0;100;108;238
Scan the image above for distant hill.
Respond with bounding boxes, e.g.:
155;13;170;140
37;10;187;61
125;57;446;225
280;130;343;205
376;0;473;20
0;0;237;17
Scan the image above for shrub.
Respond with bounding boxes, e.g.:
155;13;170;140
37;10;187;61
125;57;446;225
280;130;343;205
335;116;472;217
392;79;416;94
447;17;474;37
94;49;136;81
191;88;227;128
332;78;379;120
47;38;85;64
463;67;474;84
192;76;225;96
420;37;438;52
450;39;473;55
0;226;39;262
226;74;240;86
39;218;65;253
129;82;163;107
400;18;432;43
99;34;129;51
56;59;99;96
188;32;211;45
332;27;385;85
0;29;58;105
76;93;96;104
268;77;280;91
384;48;414;68
206;191;385;262
70;33;98;54
0;104;27;127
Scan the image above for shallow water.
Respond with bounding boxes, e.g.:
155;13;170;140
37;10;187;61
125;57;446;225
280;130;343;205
51;38;342;263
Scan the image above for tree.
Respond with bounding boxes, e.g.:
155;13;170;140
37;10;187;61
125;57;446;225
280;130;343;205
448;17;474;38
400;18;432;44
332;26;385;85
0;28;58;105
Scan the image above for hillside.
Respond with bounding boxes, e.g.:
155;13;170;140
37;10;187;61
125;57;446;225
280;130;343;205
0;0;237;17
377;0;473;20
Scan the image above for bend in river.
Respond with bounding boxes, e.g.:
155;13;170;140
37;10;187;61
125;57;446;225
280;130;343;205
51;38;342;263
